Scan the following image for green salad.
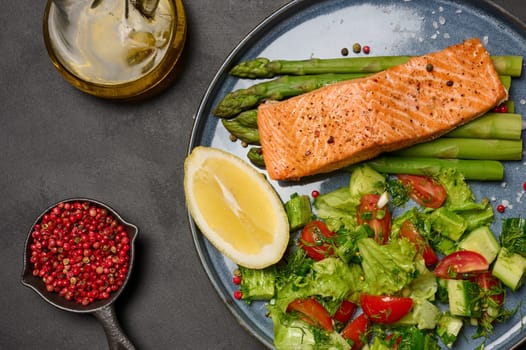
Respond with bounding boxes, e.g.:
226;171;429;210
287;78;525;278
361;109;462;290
236;165;526;350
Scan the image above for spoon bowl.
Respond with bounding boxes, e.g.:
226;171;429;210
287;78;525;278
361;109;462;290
21;198;138;350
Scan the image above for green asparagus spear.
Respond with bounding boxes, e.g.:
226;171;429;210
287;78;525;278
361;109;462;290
247;149;505;180
215;72;511;118
491;56;524;78
356;157;504;181
221;110;260;144
213;73;368;118
230;109;258;128
223;111;523;145
229;56;522;78
500;75;511;90
506;100;515;113
247;147;265;167
229;56;411;78
444;113;522;140
390;138;523;160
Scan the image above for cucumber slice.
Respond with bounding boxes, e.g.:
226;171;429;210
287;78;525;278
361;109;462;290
284;193;312;231
492;247;526;291
458;226;500;264
447;279;482;317
437;313;463;348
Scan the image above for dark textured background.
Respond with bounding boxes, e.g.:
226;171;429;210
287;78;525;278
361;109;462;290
1;1;524;349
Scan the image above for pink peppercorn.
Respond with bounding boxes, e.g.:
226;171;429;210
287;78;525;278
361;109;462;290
233;290;243;300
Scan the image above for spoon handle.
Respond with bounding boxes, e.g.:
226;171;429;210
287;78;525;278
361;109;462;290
94;305;136;350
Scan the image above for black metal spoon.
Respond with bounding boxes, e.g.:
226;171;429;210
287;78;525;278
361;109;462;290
21;198;138;350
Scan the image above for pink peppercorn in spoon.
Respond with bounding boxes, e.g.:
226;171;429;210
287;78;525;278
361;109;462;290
21;198;138;350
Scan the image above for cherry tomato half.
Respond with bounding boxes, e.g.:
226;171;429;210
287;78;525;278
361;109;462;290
299;220;336;261
397;174;447;209
434;250;489;279
341;313;370;350
399;220;438;266
333;300;357;325
360;294;413;324
472;271;504;306
357;194;391;244
287;298;334;332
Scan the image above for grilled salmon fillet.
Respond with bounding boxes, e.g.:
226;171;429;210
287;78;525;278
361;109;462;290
257;38;508;181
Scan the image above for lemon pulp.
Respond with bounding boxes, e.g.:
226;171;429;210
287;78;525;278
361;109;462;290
184;146;289;268
192;157;276;254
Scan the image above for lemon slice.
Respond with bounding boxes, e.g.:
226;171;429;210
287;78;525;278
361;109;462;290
184;146;290;269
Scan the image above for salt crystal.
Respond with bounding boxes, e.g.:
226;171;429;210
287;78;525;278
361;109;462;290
501;182;507;188
520;98;526;105
455;9;462;14
439;6;444;12
431;33;437;39
516;191;525;203
483;35;489;45
433;21;439;29
439;16;446;25
444;33;450;39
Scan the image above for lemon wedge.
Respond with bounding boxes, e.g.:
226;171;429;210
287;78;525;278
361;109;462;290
184;146;289;269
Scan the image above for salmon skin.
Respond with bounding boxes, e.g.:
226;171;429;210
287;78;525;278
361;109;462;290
257;38;508;181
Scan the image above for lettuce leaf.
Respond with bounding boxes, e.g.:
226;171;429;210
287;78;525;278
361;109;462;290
274;257;363;313
358;237;418;295
313;186;357;231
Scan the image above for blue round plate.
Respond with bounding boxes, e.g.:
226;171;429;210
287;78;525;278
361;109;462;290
188;0;526;348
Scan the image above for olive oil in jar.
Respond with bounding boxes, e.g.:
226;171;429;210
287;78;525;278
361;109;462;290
46;0;175;85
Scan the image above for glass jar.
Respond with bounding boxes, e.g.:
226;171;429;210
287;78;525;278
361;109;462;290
43;0;187;100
